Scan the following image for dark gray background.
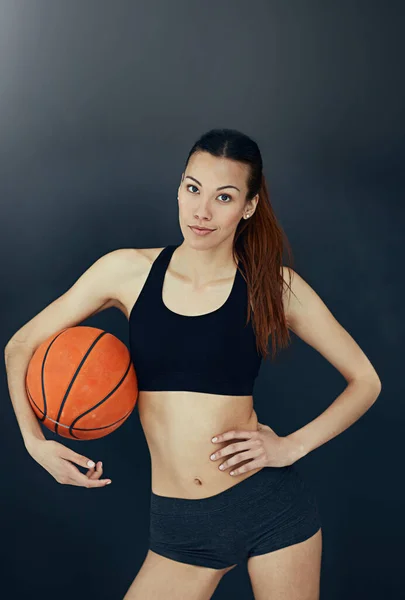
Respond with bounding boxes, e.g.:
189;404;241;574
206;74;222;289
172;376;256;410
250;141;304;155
1;1;403;598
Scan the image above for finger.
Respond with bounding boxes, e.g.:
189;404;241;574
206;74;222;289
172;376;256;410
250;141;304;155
218;448;263;472
212;430;256;443
61;450;98;470
86;462;97;478
210;440;257;461
73;472;111;487
228;458;264;476
86;464;95;476
86;461;103;479
66;460;108;484
90;461;103;480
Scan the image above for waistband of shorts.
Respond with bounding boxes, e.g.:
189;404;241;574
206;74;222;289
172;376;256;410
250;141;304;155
150;465;292;515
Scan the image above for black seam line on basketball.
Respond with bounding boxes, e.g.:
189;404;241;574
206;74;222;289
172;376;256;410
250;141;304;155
39;329;70;423
25;403;133;428
68;356;133;436
26;383;57;429
69;407;134;438
26;379;46;423
26;401;133;430
54;331;108;435
25;388;133;433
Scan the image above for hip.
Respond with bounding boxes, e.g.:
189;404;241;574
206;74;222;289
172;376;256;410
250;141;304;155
149;463;322;568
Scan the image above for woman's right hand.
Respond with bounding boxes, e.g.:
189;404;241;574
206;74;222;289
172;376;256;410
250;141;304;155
27;439;112;488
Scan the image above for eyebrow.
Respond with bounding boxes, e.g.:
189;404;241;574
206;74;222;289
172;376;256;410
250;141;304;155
185;175;240;192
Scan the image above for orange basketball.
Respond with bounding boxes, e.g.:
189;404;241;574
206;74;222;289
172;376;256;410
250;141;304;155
25;326;138;440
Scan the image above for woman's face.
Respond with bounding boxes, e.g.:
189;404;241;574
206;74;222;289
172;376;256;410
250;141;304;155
177;152;258;246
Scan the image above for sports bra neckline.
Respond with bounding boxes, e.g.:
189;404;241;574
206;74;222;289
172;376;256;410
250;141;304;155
160;244;241;319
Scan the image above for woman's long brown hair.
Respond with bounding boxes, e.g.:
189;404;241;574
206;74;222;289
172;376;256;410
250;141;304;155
184;128;296;362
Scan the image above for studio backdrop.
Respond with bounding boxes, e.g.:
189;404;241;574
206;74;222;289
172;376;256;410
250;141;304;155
1;1;403;599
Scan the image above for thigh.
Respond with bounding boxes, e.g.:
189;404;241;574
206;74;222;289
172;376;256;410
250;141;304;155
247;527;322;600
123;549;236;600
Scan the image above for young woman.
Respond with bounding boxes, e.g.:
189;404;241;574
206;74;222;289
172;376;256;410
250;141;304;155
5;129;381;600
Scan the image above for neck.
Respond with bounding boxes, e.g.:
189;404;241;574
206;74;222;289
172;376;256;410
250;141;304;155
171;241;238;285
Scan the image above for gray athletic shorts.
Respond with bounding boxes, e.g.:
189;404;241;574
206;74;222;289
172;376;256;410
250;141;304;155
149;464;322;569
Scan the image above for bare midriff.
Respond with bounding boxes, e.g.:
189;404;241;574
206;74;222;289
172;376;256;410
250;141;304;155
137;390;262;499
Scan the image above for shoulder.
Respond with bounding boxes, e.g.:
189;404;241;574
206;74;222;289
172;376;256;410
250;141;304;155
102;246;165;273
96;247;165;312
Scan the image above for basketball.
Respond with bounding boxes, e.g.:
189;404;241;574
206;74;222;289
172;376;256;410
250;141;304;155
25;326;138;440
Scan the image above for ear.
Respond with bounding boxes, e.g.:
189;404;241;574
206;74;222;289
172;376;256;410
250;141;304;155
247;194;259;213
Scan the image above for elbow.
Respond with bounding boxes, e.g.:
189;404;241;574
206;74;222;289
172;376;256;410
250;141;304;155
4;340;14;355
5;335;36;358
4;338;22;356
351;371;382;403
4;344;16;361
370;369;382;396
366;373;382;402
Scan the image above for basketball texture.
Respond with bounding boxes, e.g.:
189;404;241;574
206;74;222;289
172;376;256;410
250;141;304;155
25;326;138;440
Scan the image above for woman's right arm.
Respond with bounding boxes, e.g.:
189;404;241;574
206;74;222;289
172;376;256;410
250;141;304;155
4;248;135;486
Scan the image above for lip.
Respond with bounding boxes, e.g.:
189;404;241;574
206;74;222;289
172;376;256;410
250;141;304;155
189;226;216;236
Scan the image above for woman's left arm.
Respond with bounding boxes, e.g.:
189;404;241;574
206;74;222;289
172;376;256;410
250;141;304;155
282;267;382;462
210;268;382;474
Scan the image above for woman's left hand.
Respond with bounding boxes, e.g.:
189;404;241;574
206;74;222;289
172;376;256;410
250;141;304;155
209;422;300;476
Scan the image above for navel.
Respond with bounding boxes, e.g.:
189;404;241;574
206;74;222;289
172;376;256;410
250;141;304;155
193;477;203;486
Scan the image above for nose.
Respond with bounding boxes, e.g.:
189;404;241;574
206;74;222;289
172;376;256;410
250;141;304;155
194;198;213;222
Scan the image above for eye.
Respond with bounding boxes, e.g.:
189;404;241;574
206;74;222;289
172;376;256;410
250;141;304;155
186;185;232;203
218;193;232;203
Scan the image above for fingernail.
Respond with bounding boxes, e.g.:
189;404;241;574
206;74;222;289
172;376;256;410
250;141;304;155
212;437;217;442
87;460;95;468
99;462;103;468
106;480;112;485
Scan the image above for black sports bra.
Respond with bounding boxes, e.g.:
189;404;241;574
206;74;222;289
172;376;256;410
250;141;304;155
129;245;262;395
